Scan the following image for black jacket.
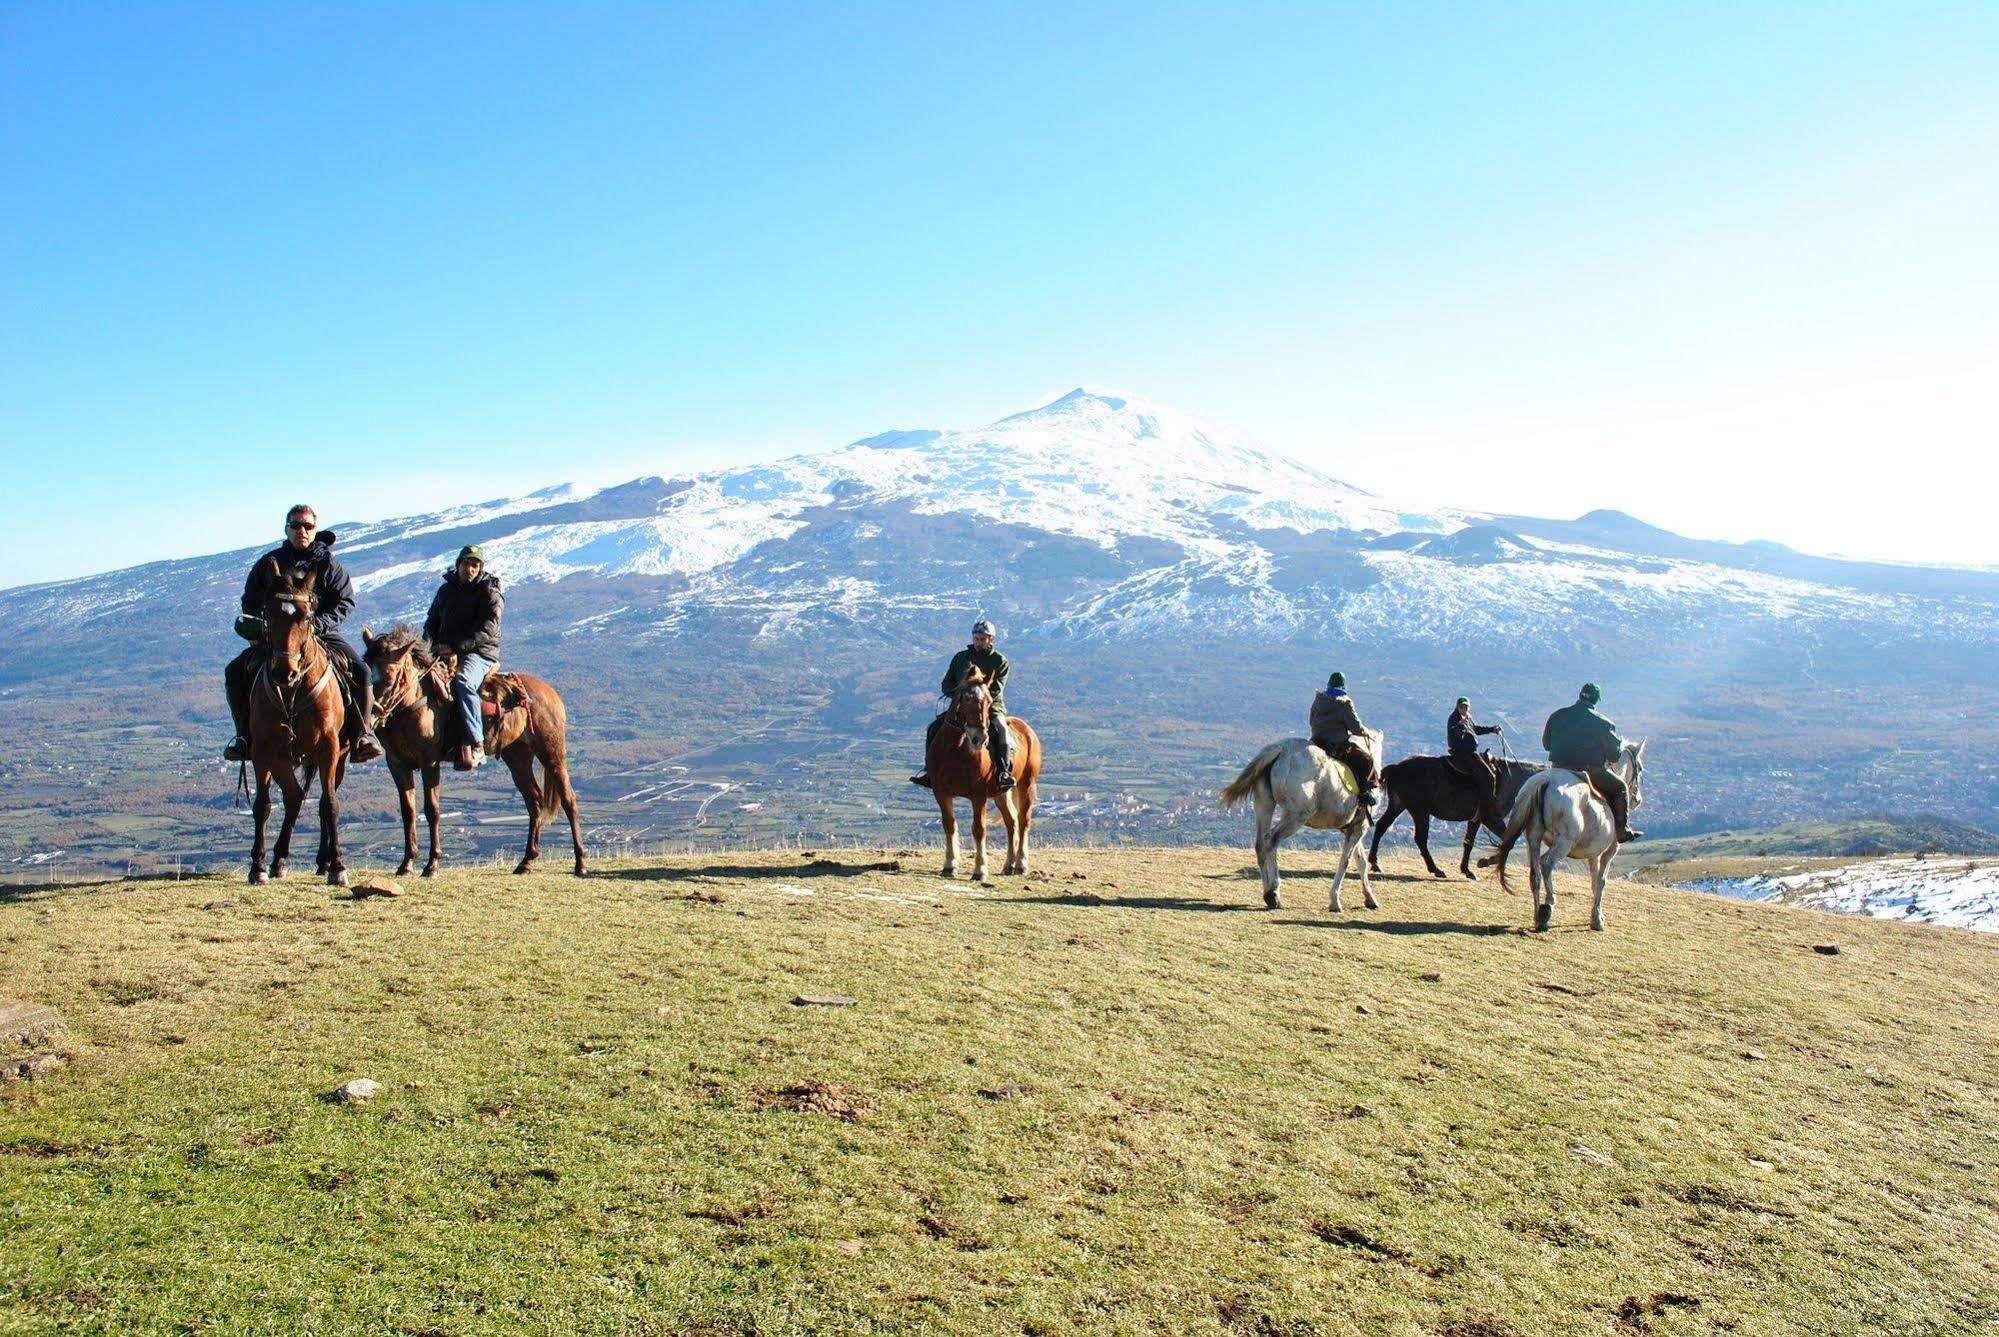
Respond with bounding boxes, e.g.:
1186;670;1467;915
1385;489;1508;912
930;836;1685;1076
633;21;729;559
240;536;355;637
424;571;504;659
1447;710;1500;755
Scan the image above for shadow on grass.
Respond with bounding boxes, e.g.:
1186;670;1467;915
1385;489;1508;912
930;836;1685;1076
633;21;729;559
619;859;908;884
986;893;1254;913
1271;917;1513;937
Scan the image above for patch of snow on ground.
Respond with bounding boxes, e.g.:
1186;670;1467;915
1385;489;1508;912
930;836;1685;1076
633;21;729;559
1683;856;1999;934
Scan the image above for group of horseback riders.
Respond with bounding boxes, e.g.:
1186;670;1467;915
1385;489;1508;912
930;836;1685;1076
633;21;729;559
1310;672;1642;843
220;504;1640;843
222;504;504;773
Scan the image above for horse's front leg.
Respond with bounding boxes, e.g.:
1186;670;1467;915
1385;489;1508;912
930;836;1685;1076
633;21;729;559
249;769;273;884
421;767;441;877
270;769;305;880
1366;796;1400;873
319;757;346;886
1590;851;1612;931
393;768;418;876
1460;821;1479;879
970;799;990;883
936;795;959;878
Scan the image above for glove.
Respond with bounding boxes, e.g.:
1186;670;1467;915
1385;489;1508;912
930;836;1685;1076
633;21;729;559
233;614;267;642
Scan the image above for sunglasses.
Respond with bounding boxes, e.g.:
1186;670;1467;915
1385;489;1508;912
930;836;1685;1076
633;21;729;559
286;520;316;531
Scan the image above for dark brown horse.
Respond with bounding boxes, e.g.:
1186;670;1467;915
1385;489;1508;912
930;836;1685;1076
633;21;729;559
1367;755;1544;880
926;665;1042;881
247;562;352;885
362;626;587;877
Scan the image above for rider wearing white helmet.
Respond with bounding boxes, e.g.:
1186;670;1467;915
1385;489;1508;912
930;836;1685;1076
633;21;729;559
910;618;1015;791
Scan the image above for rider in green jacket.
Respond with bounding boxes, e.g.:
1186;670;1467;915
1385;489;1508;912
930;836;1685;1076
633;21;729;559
910;618;1015;791
1542;682;1640;841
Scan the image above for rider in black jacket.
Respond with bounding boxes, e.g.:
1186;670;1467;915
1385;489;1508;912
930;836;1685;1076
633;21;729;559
223;504;381;762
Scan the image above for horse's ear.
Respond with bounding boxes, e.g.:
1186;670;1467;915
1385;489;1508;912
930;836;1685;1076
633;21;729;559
361;627;375;647
266;555;282;583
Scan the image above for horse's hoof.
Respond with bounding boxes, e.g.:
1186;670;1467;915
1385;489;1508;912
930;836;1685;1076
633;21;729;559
395;861;413;876
1462;871;1477;881
513;862;532;875
421;865;437;879
329;870;348;888
573;864;588;878
269;864;286;881
248;869;266;886
1263;893;1280;910
1591;920;1605;932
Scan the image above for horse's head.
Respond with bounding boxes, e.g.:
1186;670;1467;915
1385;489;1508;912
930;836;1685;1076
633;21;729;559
263;562;319;685
950;666;992;747
1621;739;1647;811
362;625;426;722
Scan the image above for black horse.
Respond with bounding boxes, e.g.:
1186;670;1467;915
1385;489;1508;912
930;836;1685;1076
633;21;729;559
1367;755;1544;879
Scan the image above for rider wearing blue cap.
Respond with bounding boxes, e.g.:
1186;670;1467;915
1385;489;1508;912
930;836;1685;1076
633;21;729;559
911;618;1015;791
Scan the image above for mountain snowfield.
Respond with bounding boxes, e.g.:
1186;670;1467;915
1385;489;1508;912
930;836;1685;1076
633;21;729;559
133;386;1972;645
1685;856;1999;934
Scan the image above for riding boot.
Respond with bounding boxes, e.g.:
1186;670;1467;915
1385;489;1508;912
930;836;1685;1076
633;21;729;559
1607;789;1643;842
990;715;1016;791
350;668;384;763
223;655;253;761
911;715;943;787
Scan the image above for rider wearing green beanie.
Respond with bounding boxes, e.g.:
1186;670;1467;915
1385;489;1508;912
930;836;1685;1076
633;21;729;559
1543;683;1639;841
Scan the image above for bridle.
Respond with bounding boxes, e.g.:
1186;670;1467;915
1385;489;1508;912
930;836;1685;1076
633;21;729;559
371;651;424;729
943;680;990;752
258;589;333;750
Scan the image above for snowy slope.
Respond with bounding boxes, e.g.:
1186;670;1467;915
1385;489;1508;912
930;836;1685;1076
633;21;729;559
1684;857;1999;934
3;388;1997;653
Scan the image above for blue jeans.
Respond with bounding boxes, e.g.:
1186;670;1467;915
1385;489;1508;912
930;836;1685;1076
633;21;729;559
454;653;494;750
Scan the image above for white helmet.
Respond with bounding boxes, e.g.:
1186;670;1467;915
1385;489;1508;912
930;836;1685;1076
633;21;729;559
971;618;997;637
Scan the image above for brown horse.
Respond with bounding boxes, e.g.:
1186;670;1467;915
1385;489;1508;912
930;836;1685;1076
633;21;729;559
362;626;587;877
926;666;1042;881
247;562;351;886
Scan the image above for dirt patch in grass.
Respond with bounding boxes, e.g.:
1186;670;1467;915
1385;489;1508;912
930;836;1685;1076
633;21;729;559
749;1079;874;1122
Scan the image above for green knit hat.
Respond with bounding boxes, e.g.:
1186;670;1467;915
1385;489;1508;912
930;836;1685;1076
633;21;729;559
1327;671;1346;690
1456;697;1470;708
1579;681;1601;704
457;545;484;563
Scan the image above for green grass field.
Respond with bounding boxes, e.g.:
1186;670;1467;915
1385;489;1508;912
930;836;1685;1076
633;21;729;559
3;847;1996;1335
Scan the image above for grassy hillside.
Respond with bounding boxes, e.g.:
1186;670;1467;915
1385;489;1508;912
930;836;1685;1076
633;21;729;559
3;848;1996;1335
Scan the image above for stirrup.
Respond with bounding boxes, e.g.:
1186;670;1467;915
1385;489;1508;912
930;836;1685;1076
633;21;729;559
996;773;1016;792
223;736;250;762
351;735;383;763
1618;828;1643;843
909;773;933;788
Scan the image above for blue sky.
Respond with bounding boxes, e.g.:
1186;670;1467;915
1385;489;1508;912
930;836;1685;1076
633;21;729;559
4;2;1996;586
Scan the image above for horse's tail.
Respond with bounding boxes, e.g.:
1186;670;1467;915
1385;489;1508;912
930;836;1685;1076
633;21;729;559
1495;774;1545;896
1219;743;1285;810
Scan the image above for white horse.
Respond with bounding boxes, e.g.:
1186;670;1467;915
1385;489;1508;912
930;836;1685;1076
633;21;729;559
1219;730;1383;912
1493;740;1647;931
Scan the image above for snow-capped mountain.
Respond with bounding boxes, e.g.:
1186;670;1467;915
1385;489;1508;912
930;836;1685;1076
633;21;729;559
14;387;1986;651
3;388;1996;878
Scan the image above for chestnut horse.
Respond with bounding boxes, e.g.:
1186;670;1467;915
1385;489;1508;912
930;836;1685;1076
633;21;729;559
247;562;351;885
926;665;1042;881
362;626;587;877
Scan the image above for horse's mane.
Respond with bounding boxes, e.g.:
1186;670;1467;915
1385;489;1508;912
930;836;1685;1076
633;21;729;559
372;623;436;667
